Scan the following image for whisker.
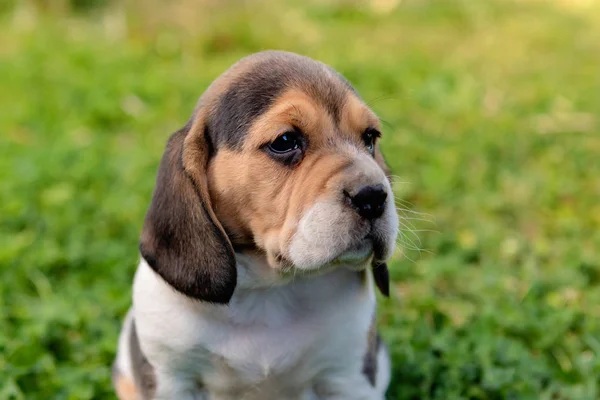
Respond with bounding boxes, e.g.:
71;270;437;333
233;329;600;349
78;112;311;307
388;175;410;184
397;230;422;251
396;215;436;224
379;118;394;130
396;207;436;222
394;198;420;208
400;229;440;233
395;206;434;218
397;215;420;232
402;228;422;251
398;250;418;264
397;238;433;255
397;235;430;259
365;94;398;109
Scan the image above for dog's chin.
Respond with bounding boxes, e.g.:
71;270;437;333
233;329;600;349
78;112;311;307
279;238;379;279
330;239;374;271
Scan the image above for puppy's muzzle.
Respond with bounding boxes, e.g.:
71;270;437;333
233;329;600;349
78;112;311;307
346;184;388;221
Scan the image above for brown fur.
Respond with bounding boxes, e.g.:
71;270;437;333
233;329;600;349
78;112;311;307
207;86;388;270
140;51;391;302
139;122;237;303
114;374;137;400
124;51;392;398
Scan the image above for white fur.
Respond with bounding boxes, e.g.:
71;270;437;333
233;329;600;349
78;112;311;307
375;342;391;396
118;258;389;400
288;150;398;271
114;308;135;382
116;146;397;399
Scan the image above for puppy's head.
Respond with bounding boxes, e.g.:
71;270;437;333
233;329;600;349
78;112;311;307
140;51;398;303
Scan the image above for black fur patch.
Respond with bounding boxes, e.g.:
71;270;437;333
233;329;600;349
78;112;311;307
129;320;156;399
209;51;355;150
139;52;360;303
139;126;237;303
362;313;383;387
372;261;390;297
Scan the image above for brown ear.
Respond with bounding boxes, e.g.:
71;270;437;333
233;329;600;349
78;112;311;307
372;143;392;297
372;262;390;297
139;117;236;303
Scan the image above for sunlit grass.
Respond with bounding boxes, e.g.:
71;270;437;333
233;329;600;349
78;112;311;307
1;1;599;398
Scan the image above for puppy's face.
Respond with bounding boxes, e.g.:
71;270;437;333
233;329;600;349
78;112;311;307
206;55;398;276
140;51;398;302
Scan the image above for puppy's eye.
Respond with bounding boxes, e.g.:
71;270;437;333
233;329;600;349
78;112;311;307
362;128;380;155
268;132;300;153
264;130;305;167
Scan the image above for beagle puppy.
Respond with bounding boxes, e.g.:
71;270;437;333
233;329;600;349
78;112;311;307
113;50;399;400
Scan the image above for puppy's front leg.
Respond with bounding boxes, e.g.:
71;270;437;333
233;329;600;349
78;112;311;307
152;371;207;400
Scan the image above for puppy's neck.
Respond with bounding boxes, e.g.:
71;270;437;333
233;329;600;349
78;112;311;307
224;252;371;327
135;256;372;330
234;251;362;289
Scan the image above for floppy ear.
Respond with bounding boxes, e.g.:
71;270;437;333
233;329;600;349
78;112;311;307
372;143;391;297
139;115;237;304
372;262;390;297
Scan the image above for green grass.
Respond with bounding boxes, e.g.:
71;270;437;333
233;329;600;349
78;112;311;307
1;0;600;398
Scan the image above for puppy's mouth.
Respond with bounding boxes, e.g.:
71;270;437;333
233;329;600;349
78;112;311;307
331;233;388;270
277;226;391;276
277;237;376;277
331;238;373;268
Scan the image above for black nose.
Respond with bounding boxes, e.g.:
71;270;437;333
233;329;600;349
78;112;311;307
349;184;387;220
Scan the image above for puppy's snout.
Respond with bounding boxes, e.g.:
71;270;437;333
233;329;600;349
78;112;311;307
347;184;387;220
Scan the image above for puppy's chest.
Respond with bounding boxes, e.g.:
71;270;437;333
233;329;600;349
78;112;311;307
200;325;317;395
197;297;343;382
185;283;372;394
136;265;375;397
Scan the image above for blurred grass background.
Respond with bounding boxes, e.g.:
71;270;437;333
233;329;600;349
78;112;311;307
1;0;599;399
